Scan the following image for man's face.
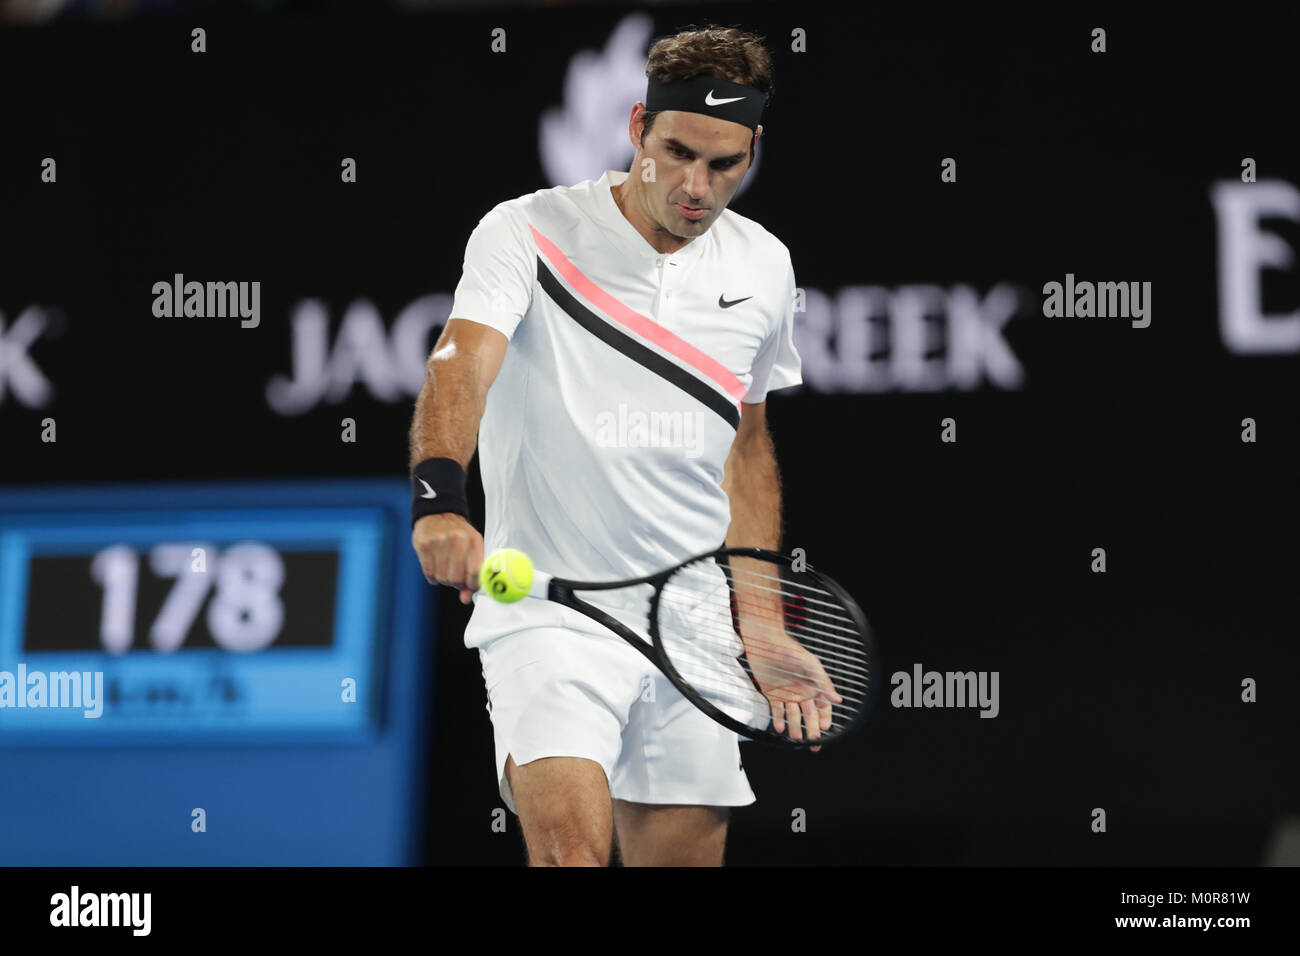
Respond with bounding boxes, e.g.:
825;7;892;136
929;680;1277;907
636;108;758;238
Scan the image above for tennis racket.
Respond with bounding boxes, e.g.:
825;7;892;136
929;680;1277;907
481;547;880;749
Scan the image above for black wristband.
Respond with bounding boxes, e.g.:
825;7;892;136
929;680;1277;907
411;457;470;526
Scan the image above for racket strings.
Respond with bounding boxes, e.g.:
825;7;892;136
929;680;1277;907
655;560;873;735
717;565;860;615
726;597;870;663
655;601;873;690
710;574;863;635
664;564;869;667
664;565;872;672
578;589;871;703
654;615;873;713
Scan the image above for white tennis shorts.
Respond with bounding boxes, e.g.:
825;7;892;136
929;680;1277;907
477;605;756;815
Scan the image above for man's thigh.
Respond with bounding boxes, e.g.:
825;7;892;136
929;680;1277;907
611;800;729;866
506;755;614;866
606;677;752;866
481;624;642;814
481;623;645;865
608;670;756;814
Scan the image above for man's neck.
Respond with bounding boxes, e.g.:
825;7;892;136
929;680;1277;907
611;176;695;256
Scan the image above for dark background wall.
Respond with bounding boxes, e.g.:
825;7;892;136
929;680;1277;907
1;2;1296;864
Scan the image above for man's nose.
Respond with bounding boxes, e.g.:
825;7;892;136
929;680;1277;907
682;161;709;201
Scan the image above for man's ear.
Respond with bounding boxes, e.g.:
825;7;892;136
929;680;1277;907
631;102;647;148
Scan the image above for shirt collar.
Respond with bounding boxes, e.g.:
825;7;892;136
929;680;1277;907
595;169;710;266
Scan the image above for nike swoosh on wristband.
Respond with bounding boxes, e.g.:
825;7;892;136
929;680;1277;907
418;479;438;499
705;91;745;106
718;294;753;309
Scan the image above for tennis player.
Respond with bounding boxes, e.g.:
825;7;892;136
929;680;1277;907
410;25;801;866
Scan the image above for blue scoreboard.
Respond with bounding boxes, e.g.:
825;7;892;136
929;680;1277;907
0;480;433;864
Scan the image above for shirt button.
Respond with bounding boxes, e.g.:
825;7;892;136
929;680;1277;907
655;257;664;268
666;290;673;298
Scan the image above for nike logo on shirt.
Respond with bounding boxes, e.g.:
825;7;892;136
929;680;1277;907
718;294;753;309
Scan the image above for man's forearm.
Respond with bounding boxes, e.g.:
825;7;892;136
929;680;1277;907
408;350;487;471
724;437;786;635
722;425;782;550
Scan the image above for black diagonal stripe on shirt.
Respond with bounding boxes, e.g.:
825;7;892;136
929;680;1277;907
536;256;740;431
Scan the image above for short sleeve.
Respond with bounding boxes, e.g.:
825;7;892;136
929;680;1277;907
744;252;803;402
448;204;535;340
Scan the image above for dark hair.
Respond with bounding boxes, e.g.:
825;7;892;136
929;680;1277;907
640;23;775;162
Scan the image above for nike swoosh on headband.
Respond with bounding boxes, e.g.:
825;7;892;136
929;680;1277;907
704;91;745;106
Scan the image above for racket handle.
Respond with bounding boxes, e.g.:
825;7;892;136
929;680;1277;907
527;570;552;600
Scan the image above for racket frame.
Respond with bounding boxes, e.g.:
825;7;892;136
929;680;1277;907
535;546;878;749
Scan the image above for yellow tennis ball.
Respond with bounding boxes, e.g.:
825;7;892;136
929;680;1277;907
480;548;534;603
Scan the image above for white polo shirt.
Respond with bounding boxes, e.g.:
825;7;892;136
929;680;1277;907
451;169;801;647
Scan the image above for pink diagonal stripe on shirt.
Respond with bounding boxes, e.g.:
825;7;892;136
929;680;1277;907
529;223;748;402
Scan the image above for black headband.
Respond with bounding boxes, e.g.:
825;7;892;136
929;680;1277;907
644;74;764;133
